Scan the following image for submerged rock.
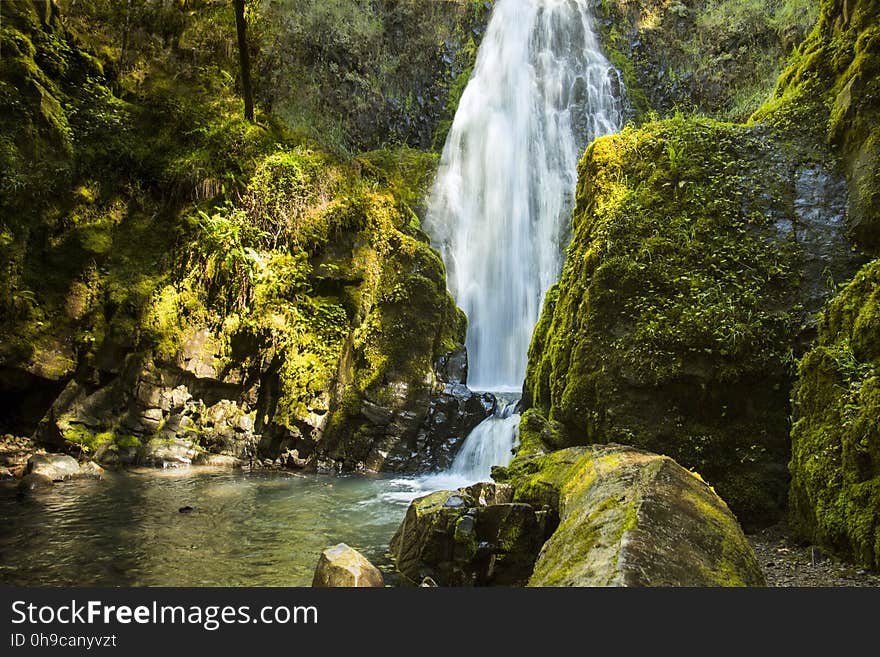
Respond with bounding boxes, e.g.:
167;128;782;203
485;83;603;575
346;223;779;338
17;473;54;492
193;453;243;469
312;544;385;588
499;444;765;587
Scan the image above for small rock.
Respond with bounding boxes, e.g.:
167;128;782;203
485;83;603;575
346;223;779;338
78;461;105;479
237;414;254;432
26;454;81;481
193;453;242;468
18;473;54;492
312;544;384;588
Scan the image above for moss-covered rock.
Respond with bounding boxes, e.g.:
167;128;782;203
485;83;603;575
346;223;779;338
312;543;385;588
593;0;819;122
789;259;880;569
522;114;858;526
497;443;765;587
390;483;546;586
752;0;880;254
0;1;481;473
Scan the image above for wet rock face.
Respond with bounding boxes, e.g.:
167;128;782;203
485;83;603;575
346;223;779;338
33;358;259;469
312;544;385;588
390;483;547;586
792;165;856;313
379;383;495;473
434;347;468;385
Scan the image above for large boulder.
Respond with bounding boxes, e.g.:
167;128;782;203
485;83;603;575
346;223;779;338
312;544;385;588
789;259;880;569
498;444;765;587
522;114;860;527
390;483;546;586
522;0;880;529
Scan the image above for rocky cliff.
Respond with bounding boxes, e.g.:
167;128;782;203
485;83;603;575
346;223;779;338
0;0;492;472
521;0;877;528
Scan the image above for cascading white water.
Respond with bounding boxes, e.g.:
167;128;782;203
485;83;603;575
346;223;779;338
423;0;624;485
426;0;623;393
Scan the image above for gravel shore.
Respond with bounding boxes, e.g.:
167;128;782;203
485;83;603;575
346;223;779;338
748;522;880;587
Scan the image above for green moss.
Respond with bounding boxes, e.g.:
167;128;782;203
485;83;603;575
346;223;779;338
522;115;802;524
593;0;819;123
57;422;105;454
751;0;880;253
790;259;880;569
0;0;467;476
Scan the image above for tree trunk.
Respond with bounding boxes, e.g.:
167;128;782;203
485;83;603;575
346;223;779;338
233;0;255;123
121;0;133;70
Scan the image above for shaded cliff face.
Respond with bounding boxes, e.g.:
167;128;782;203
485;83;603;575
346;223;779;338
245;0;494;151
521;0;878;528
592;0;819;121
0;1;489;472
773;0;880;568
790;259;880;569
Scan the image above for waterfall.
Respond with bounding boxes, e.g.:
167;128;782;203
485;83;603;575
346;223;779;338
424;0;624;483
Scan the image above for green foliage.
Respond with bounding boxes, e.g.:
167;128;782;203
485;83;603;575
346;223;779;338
594;0;819;122
790;259;880;568
752;0;880;253
259;0;491;152
0;0;467;474
523;115;804;525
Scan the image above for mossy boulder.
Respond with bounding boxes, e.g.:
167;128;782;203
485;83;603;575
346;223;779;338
390;484;547;586
522;115;859;526
497;443;764;587
789;259;880;569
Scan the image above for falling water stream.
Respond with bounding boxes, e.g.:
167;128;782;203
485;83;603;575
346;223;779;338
0;0;624;587
418;0;624;488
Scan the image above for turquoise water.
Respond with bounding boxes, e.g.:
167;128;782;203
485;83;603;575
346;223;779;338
0;468;432;587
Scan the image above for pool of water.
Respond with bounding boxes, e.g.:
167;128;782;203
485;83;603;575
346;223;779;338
0;468;462;587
